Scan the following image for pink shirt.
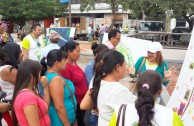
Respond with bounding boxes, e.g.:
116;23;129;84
14;89;50;126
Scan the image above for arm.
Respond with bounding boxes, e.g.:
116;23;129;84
84;63;94;85
1;67;17;84
130;57;144;77
40;76;50;107
0;103;10;113
22;37;30;60
80;90;92;110
163;61;170;86
22;48;29;60
49;76;71;126
24;105;41;126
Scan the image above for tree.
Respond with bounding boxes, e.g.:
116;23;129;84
128;0;194;32
154;0;194;32
0;0;67;21
80;0;130;31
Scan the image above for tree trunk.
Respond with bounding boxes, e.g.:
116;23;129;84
108;1;117;32
183;14;193;32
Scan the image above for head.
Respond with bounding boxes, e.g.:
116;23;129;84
91;42;108;56
40;49;68;76
91;50;126;110
30;23;42;37
108;29;121;47
11;59;42;126
1;23;7;32
4;43;23;68
135;70;162;126
94;48;109;71
60;41;80;62
147;42;163;66
101;24;104;26
50;31;60;43
20;32;27;41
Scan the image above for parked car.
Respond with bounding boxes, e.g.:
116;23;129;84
171;27;190;40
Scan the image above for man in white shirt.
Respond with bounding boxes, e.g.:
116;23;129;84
22;23;43;61
104;29;121;49
99;24;107;43
87;24;93;42
40;30;60;60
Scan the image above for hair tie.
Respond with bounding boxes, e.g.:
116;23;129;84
142;84;149;89
100;60;103;65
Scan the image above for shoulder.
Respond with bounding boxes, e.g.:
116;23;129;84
22;35;31;49
15;90;38;106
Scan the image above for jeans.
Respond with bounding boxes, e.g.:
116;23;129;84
90;113;98;126
99;34;104;43
88;33;93;42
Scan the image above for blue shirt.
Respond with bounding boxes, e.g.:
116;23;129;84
84;59;95;85
45;72;77;125
40;43;60;60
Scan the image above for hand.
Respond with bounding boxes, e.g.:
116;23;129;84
0;103;10;113
127;66;136;75
41;76;48;88
164;66;177;81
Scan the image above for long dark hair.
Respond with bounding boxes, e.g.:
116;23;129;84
4;43;21;69
0;47;9;66
11;59;42;126
40;49;68;76
135;70;162;126
60;41;79;53
91;50;124;110
91;42;108;56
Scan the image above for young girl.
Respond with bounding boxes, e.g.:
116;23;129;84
109;70;183;126
11;59;50;126
91;50;136;125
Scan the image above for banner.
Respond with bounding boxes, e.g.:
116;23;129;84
46;27;76;47
60;0;70;3
167;30;194;125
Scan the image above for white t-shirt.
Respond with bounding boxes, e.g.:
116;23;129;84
97;80;136;125
0;65;15;101
87;27;92;34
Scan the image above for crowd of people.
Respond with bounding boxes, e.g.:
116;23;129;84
0;20;184;126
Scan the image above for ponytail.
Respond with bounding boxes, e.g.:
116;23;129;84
135;70;162;126
40;57;48;76
91;61;104;110
135;87;155;126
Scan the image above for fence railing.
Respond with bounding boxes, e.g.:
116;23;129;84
127;32;191;46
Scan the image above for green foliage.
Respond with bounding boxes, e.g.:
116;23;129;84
0;0;67;21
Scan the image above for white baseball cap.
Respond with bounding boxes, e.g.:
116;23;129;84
147;42;163;53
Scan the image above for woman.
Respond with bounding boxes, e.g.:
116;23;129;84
129;42;171;86
109;70;183;126
0;43;23;126
60;41;88;126
84;42;108;85
41;49;76;126
82;48;109;126
11;59;50;126
0;43;23;100
91;50;136;125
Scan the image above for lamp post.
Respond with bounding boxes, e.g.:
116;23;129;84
69;0;71;27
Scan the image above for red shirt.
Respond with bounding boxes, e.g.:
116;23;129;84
60;62;88;104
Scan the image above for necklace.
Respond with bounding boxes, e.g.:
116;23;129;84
31;34;41;47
